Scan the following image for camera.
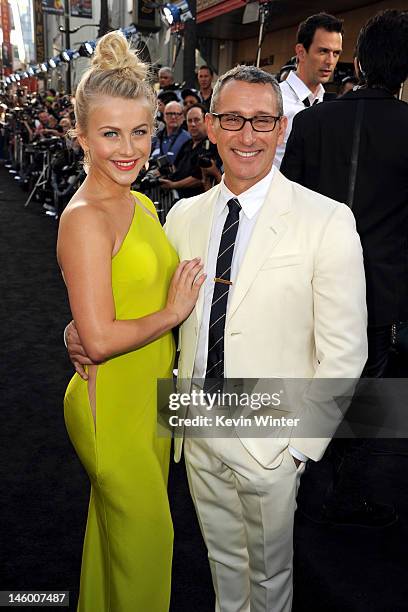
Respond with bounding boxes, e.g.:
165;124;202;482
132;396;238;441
156;152;175;177
31;135;64;152
1;93;83;216
141;152;176;187
198;139;214;169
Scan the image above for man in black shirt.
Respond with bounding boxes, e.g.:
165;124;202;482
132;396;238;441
281;9;408;527
159;104;221;199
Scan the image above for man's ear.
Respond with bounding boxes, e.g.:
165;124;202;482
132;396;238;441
205;112;217;145
295;43;306;64
277;116;288;146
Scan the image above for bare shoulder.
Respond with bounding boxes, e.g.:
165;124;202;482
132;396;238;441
57;197;113;264
59;196;110;231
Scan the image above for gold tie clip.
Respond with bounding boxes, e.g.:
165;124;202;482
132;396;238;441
214;277;233;285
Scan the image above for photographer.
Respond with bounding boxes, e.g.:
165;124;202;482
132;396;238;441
157;66;182;100
59;116;72;136
181;88;201;115
156;90;179;131
151;100;190;163
1;93;82;216
159;104;221;199
33;110;52;139
40;114;64;138
7;105;37;145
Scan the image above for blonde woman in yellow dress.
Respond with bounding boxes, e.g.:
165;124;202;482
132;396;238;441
57;32;205;612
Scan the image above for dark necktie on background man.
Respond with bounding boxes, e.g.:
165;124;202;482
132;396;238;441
302;97;319;108
205;198;241;383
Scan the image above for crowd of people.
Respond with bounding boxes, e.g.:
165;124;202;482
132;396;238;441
1;6;408;612
0;63;221;218
0;29;367;222
0;21;375;222
0;89;83;214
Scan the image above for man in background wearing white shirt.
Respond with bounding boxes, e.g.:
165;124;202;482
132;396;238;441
274;12;343;168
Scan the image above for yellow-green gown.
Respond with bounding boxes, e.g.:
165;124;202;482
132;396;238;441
64;192;178;612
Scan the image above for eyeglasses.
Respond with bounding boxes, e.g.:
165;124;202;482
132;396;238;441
165;111;183;117
211;113;281;132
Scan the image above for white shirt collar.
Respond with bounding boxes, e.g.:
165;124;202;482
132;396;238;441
286;70;325;104
218;166;275;220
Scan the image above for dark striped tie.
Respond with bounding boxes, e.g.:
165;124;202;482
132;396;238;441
205;198;241;381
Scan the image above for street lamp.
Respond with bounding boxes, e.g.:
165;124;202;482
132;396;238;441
59;0;99;93
157;0;195;87
78;41;97;57
161;0;192;25
120;24;138;39
48;55;62;69
60;49;80;63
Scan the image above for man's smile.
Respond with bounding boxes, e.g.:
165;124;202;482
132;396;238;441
232;149;261;158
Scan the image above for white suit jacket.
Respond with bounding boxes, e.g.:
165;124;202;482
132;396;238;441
164;170;368;467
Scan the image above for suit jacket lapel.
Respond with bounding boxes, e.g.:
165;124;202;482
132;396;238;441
227;171;293;322
189;184;221;327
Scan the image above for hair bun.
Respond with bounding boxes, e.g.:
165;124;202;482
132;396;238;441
91;31;148;81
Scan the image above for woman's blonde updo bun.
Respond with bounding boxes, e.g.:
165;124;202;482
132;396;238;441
91;31;148;79
72;31;156;137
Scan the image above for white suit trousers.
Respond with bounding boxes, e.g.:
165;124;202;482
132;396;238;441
184;435;304;612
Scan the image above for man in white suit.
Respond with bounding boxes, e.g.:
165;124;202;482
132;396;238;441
164;65;367;612
66;66;367;611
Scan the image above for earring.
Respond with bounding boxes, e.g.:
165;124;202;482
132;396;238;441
83;149;91;173
144;161;149;171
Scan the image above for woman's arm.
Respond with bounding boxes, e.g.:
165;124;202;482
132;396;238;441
57;204;204;363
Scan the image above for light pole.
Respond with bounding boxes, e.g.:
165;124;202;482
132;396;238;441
159;0;196;87
183;0;196;87
98;0;110;38
63;0;72;93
